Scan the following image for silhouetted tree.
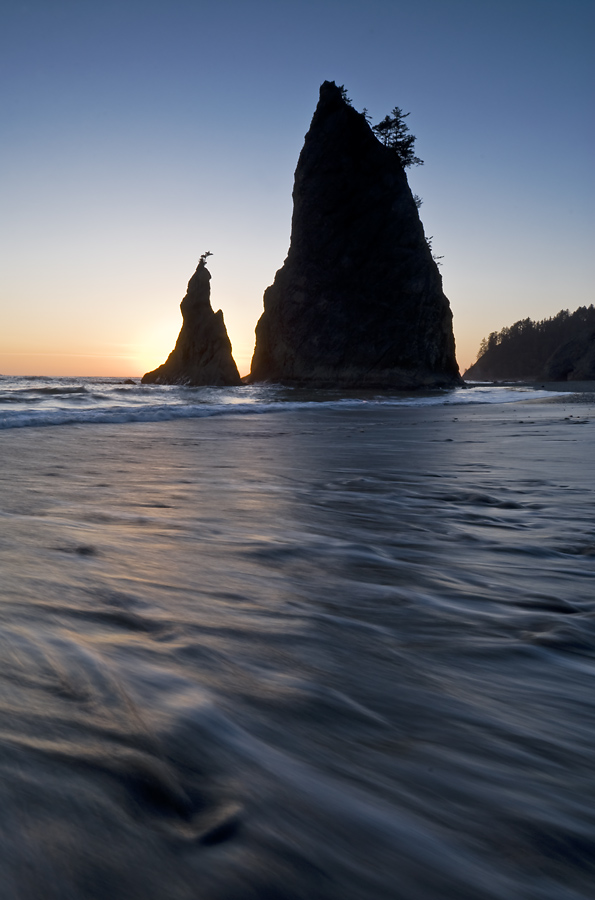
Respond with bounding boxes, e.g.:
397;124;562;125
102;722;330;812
425;235;444;266
338;84;352;105
199;251;213;264
373;107;423;167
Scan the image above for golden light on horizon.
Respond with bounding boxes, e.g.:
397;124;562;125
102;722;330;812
0;350;137;378
129;313;182;378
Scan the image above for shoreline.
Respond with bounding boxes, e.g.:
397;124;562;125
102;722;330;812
463;378;595;393
0;395;594;898
0;390;592;463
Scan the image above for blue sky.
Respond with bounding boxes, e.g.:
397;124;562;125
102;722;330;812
1;0;593;375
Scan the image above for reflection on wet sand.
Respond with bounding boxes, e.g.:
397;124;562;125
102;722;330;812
0;400;593;898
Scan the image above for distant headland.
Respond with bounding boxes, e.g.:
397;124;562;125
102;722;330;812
143;81;462;389
465;305;595;382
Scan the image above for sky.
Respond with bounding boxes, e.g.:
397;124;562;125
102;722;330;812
1;0;593;377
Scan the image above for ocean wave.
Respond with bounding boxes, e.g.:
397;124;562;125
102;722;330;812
30;386;90;395
0;400;357;430
0;386;570;430
4;386;90;396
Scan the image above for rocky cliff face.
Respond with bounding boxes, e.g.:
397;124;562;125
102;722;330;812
142;260;240;386
542;336;595;381
249;81;460;388
465;336;595;382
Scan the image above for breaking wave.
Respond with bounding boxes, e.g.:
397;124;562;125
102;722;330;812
0;377;572;431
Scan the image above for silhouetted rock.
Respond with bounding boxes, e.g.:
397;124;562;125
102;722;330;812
142;260;240;386
249;81;460;388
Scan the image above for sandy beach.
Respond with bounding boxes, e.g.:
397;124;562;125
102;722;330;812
0;394;594;899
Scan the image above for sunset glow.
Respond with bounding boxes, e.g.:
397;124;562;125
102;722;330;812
1;0;592;378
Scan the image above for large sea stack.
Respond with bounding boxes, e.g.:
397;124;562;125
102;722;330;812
249;81;461;388
142;258;240;386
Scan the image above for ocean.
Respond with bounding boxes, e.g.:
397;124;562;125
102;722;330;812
0;375;575;430
0;376;594;899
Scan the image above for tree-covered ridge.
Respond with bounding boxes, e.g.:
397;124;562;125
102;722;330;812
466;305;595;381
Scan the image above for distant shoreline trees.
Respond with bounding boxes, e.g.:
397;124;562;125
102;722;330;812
469;305;595;379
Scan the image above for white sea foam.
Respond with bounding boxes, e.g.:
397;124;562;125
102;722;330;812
0;377;575;430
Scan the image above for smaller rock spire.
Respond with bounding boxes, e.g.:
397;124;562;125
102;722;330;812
142;257;241;386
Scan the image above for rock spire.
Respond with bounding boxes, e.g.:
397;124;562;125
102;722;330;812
249;81;461;388
142;257;240;386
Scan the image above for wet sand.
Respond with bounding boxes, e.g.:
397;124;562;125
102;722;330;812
0;396;594;899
